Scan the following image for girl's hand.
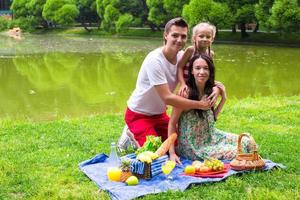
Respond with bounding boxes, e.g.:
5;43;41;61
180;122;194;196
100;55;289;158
199;95;213;110
178;84;189;98
208;86;220;105
215;82;227;100
169;152;182;165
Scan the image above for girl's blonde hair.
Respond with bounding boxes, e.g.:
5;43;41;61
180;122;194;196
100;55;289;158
192;22;216;40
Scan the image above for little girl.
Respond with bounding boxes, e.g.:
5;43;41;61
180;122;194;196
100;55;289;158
177;22;216;97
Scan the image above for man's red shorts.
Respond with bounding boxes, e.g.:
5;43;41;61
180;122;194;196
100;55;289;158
125;107;169;146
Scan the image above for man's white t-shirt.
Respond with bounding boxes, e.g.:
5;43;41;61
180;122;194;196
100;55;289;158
127;48;184;115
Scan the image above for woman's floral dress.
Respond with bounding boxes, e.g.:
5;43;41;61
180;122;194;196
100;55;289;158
176;109;252;160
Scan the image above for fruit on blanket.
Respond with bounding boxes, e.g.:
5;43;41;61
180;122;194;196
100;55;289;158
144;151;159;160
126;176;139;186
137;153;152;163
194;164;204;173
199;166;211;173
192;160;202;166
165;160;176;168
136;151;159;163
204;158;224;171
120;159;133;182
184;165;196;175
107;167;122;181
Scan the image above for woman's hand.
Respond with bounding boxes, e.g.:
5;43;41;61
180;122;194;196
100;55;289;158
178;84;189;98
169;152;182;165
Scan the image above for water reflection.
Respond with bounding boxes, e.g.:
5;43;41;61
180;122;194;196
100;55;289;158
214;44;300;98
1;52;143;120
0;35;300;120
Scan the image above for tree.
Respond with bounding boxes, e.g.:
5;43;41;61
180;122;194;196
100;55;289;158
269;0;300;33
11;0;30;19
182;0;232;35
217;0;258;37
146;0;169;30
163;0;189;17
10;0;43;30
118;0;148;27
255;0;274;31
76;0;99;32
102;4;120;32
42;0;79;27
28;0;48;28
208;2;233;35
236;4;256;37
115;13;133;33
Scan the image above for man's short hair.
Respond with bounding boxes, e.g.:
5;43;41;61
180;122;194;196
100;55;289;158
164;17;188;33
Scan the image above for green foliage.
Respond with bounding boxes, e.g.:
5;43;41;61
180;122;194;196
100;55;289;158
43;0;79;26
209;2;233;29
118;0;148;27
96;0;114;20
255;0;274;30
163;0;189;17
76;0;99;27
0;17;9;31
135;135;162;154
7;16;37;32
101;4;120;32
11;0;47;28
236;4;256;24
183;0;232;30
183;0;213;26
55;4;79;25
10;0;31;19
269;0;300;32
146;0;169;27
115;13;133;33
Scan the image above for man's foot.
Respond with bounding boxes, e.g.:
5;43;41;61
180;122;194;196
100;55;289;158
117;125;140;152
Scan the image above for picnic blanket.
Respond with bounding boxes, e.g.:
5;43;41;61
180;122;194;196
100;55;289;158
79;153;285;200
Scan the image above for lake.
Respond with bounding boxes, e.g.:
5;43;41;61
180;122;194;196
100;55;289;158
1;34;299;121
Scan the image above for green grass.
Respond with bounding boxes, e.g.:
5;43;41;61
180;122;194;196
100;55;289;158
0;96;299;199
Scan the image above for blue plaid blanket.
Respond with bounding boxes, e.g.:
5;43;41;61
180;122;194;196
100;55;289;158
79;153;285;200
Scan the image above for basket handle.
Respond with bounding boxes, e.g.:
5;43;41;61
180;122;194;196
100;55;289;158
237;133;257;156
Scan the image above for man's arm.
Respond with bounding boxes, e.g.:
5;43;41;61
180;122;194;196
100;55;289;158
154;84;212;110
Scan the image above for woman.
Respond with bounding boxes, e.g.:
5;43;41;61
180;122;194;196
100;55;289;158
168;54;252;164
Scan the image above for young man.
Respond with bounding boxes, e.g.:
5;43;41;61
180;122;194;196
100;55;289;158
121;18;219;147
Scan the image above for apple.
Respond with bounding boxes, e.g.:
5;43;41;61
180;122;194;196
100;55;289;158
199;166;211;173
195;164;201;173
184;165;196;175
192;160;202;166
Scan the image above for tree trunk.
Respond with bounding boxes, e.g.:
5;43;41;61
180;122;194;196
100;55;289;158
231;24;236;33
82;21;92;32
240;23;248;38
253;22;259;33
148;23;157;31
41;20;48;29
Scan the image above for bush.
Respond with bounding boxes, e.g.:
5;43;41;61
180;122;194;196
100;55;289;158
0;17;9;31
8;17;38;32
116;13;133;33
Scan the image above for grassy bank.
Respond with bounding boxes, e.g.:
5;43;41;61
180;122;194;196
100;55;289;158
0;96;299;199
32;27;300;46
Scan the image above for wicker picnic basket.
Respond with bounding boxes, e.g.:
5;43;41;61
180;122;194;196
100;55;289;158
230;133;266;171
134;163;152;179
